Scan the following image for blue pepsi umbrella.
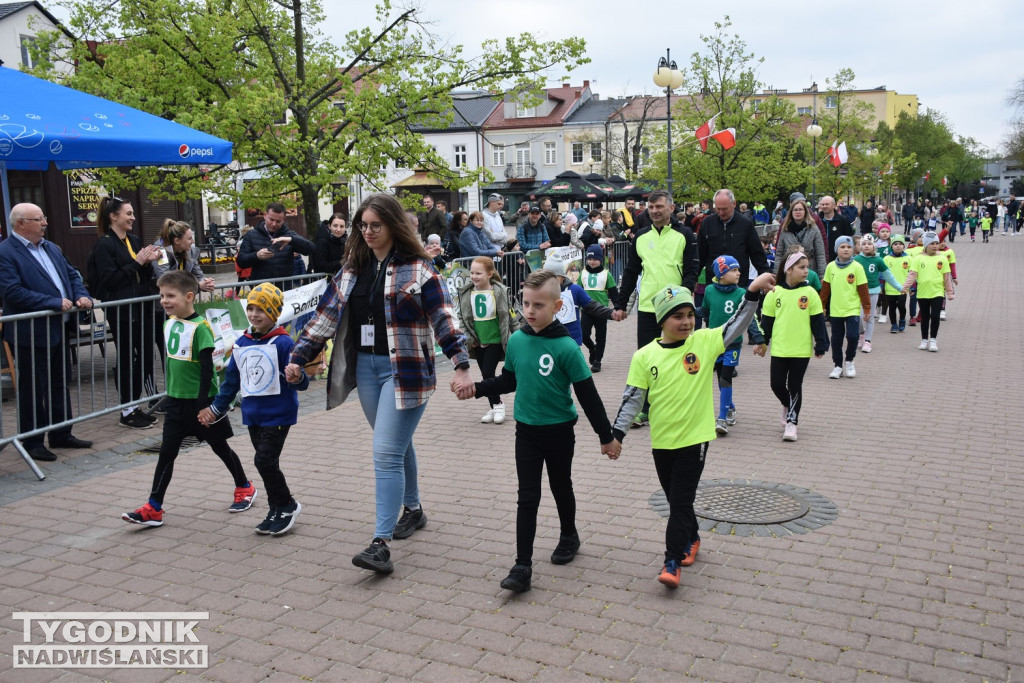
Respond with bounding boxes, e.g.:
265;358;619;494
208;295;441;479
0;67;232;223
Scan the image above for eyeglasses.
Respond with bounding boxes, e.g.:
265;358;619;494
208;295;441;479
22;216;46;223
354;221;384;234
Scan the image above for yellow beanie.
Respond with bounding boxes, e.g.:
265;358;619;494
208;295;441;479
246;282;284;322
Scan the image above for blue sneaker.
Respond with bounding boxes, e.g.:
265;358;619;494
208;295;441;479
890;323;899;334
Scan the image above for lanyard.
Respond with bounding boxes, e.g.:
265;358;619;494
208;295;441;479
122;236;137;260
367;252;392;323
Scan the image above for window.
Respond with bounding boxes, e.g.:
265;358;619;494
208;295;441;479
515;145;532;165
20;36;37;68
590;143;602;162
572;142;584;164
453;144;467;169
544;142;557;165
492;144;505;166
516;103;536;118
825;96;838;109
797;106;812;115
751;99;762;112
641;146;651;165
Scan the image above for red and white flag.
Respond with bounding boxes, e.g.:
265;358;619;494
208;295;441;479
828;140;849;168
924;170;931;181
694;112;721;153
710;128;736;150
942;176;948;186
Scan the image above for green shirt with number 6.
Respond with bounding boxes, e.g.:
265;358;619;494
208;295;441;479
504;325;590;426
164;313;218;399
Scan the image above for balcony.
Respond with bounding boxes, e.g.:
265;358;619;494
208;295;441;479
504;162;538;181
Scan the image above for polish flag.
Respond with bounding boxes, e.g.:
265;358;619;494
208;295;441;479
924;170;931;181
828;141;848;167
942;176;948;186
710;128;736;150
694;112;721;153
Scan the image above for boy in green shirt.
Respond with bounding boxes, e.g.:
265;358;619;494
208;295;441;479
610;272;776;588
122;271;255;527
453;269;619;593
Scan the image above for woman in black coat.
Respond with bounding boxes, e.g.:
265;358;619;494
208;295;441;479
311;213;347;275
89;196;163;429
859;200;877;235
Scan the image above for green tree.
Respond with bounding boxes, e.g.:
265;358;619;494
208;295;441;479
810;69;879;200
876;110;983;200
33;0;588;232
1006;77;1024;164
641;17;807;204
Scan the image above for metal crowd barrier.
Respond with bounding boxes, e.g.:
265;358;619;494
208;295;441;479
0;273;317;480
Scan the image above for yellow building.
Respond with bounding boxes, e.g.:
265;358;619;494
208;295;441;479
755;85;918;130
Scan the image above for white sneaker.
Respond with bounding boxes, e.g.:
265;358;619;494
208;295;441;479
492;403;506;424
878;314;888;324
829;366;843;379
783;422;798;442
480;409;495;424
918;339;929;350
928;339;938;352
844;361;856;378
939;310;946;320
862;341;872;353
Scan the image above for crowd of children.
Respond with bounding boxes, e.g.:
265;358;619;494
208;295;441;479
115;212;962;594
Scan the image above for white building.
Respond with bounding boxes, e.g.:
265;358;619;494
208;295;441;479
0;1;68;73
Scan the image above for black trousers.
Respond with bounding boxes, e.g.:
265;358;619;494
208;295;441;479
580;312;608;363
249;425;294;507
149;398;247;505
514;420;577;566
652;443;707;562
769;356;810;425
474;345;504;407
107;300;157;404
829;315;859;366
886;292;907;323
15;342;73;449
918;297;943;339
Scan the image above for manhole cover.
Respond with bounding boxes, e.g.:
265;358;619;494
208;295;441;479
649;479;838;537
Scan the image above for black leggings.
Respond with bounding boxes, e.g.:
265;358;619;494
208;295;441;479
770;356;810;425
580;312;608;363
917;297;943;339
249;425;293;507
150;399;248;505
474;345;504;407
886;292;907;323
514;421;577;566
652;443;707;562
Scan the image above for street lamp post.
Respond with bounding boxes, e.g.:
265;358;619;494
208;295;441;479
653;49;683;199
805;82;822;204
587;157;595;174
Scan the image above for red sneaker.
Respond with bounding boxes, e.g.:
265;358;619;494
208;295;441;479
657;560;681;588
122;502;163;527
680;539;701;567
230;482;258;512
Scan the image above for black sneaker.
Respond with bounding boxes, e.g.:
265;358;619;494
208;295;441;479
500;564;532;592
267;500;301;535
590;361;601;373
550;533;580;565
255;507;276;535
352;538;393;574
393;506;427;539
119;410;155;430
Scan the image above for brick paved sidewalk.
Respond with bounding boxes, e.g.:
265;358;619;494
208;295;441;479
0;237;1022;681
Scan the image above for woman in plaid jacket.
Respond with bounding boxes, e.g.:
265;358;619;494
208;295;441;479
287;193;471;575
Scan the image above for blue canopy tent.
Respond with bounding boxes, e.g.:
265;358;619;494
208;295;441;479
0;67;232;226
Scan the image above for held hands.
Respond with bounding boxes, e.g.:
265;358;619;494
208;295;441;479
602;439;622;460
752;344;767;357
748;272;777;294
611;309;627;322
197;407;216;426
450;367;475;400
284;362;303;384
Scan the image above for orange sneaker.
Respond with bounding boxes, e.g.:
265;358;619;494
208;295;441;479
680;539;701;567
230;482;258;512
122;502;163;527
657;560;681;588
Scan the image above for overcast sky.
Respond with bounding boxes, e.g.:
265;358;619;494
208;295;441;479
325;0;1023;155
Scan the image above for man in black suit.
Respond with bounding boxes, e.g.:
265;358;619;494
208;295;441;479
0;203;94;461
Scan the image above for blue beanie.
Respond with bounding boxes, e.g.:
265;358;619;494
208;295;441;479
586;245;604;261
712;255;740;279
835;235;854;251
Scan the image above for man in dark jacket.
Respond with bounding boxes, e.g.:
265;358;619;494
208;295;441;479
819;196;853;260
697;189;769;287
418;195;447;242
0;203;94;461
236;202;315;288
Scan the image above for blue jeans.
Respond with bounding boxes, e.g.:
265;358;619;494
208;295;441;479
356;352;428;540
